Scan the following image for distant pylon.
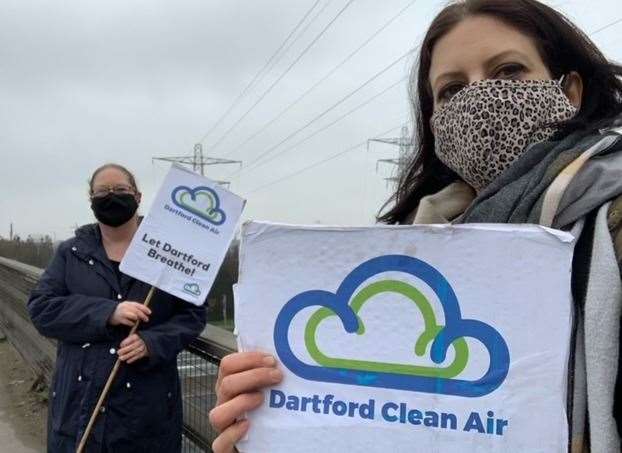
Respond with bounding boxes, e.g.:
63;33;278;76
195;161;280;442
153;143;242;187
368;125;413;187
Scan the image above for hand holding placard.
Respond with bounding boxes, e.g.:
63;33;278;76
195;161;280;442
210;352;283;453
109;301;152;326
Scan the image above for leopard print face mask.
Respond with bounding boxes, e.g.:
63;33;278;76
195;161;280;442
431;78;578;191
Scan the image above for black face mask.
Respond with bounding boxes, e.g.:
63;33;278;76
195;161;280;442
91;193;138;227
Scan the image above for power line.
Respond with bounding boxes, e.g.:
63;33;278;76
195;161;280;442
223;0;420;157
230;46;417;176
240;12;622;195
197;0;322;144
233;12;622;175
261;0;335;80
590;17;622;36
207;0;358;152
245;122;405;194
237;76;406;175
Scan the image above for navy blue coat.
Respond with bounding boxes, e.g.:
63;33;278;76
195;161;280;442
28;224;207;453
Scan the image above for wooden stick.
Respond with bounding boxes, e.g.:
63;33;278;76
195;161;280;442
76;286;156;453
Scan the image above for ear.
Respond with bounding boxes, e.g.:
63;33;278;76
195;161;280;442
135;192;142;206
562;71;583;110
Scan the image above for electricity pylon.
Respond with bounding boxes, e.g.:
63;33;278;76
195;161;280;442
368;125;412;187
153;143;242;187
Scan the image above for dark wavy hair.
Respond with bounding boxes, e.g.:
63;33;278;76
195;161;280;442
378;0;622;224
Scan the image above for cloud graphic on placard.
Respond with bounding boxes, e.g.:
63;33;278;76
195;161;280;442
171;185;226;226
304;279;469;379
183;283;201;297
273;255;510;398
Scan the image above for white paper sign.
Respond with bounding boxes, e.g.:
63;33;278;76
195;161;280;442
235;222;576;453
120;164;245;305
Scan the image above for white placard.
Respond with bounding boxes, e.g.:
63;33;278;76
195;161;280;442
235;222;575;453
120;164;245;305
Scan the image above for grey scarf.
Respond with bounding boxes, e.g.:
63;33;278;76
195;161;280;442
457;120;622;453
459;124;622;228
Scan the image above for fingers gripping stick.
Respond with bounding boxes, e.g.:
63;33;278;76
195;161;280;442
76;286;157;453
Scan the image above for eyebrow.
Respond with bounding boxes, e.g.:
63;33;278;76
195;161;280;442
432;50;529;92
92;183;132;189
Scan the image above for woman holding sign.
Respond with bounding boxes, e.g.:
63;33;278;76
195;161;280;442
209;0;622;452
28;163;207;453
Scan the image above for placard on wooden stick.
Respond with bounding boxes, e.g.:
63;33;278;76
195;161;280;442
121;164;245;305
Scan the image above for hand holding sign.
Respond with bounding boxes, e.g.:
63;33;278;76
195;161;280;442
118;334;150;363
210;352;283;453
108;301;152;326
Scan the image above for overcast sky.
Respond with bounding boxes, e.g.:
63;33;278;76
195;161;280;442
2;0;621;240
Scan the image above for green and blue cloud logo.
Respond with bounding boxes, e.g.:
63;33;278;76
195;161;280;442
274;255;510;398
183;282;201;297
171;185;226;226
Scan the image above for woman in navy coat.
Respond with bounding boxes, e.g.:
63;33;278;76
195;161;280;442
28;163;207;453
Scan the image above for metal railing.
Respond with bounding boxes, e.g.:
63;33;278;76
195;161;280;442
0;256;236;452
179;328;236;451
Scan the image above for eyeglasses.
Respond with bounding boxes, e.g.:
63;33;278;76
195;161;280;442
91;184;135;199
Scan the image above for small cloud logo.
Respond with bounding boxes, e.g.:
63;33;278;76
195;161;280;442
171;185;226;226
183;282;201;297
274;255;510;398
